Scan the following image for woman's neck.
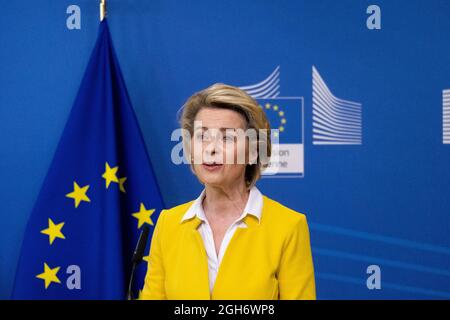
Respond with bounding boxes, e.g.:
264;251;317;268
202;181;250;219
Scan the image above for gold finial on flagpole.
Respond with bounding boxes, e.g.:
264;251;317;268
100;0;107;21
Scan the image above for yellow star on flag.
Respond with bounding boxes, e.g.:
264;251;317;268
102;162;119;188
40;218;65;245
36;263;61;289
143;255;150;263
119;177;127;193
66;181;90;208
132;203;155;228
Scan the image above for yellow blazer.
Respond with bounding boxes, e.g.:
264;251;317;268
141;195;316;300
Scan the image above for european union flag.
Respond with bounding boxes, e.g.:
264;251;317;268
12;20;164;299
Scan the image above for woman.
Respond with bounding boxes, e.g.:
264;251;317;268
141;84;315;300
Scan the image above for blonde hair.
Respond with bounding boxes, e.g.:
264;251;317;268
179;83;272;189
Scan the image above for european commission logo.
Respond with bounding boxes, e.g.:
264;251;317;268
312;66;362;145
240;66;304;178
443;89;450;144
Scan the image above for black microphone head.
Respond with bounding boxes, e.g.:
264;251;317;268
132;225;150;264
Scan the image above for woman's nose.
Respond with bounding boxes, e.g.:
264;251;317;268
205;136;222;156
207;146;216;156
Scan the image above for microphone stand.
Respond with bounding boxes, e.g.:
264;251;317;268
127;225;150;300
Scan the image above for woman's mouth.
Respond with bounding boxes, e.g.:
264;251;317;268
202;163;223;172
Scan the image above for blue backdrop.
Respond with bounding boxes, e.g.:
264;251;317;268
1;0;449;299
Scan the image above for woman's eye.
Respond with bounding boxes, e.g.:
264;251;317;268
195;133;204;140
200;133;212;141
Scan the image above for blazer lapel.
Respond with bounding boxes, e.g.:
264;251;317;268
180;216;211;299
211;214;260;299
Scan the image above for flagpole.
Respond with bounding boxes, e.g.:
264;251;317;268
100;0;107;21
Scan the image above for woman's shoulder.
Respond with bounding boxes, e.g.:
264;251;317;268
261;195;308;227
158;200;196;225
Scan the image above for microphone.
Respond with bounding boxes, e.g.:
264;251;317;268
127;225;150;300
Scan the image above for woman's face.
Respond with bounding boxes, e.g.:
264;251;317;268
191;107;249;189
